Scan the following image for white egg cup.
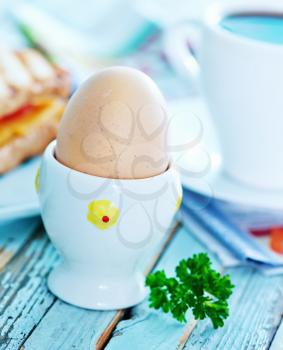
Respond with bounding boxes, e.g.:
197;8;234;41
37;141;182;310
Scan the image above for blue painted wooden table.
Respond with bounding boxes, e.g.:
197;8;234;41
0;218;282;350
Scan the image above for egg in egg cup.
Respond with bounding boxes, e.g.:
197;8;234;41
37;67;183;310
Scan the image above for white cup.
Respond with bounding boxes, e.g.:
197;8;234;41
164;0;283;190
37;141;182;310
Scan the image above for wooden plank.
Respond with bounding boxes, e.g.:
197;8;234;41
22;301;117;350
96;222;180;350
22;222;181;350
0;218;40;269
8;220;283;350
0;225;59;350
183;267;283;350
102;226;221;350
270;318;283;350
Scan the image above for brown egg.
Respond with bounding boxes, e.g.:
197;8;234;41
55;66;169;179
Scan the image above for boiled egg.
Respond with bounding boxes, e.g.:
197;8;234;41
56;66;169;179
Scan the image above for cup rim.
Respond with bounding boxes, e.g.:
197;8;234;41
44;140;175;183
204;0;283;51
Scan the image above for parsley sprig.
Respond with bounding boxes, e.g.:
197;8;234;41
145;253;234;329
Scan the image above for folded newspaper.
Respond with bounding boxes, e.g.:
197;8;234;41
180;190;283;275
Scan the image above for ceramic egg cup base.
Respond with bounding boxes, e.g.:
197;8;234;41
39;141;181;310
48;261;147;310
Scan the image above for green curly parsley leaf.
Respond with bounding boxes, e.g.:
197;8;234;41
146;253;234;329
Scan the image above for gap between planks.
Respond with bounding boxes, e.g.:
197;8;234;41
0;219;41;271
268;314;283;349
95;221;182;350
177;319;198;350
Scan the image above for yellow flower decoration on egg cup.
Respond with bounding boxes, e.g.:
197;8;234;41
35;167;40;193
176;195;182;211
87;200;119;230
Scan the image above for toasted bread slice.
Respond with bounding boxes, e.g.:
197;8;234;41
0;48;70;118
0;98;65;174
0;48;70;173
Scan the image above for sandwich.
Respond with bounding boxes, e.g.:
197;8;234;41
0;48;70;173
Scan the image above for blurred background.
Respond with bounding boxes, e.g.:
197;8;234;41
0;0;212;97
3;0;283;264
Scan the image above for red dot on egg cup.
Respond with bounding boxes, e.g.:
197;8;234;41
102;216;110;223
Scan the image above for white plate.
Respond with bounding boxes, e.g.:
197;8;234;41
169;97;283;211
0;157;40;221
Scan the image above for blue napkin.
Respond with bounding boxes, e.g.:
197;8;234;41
180;190;283;274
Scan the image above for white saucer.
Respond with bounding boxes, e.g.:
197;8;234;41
169;97;283;211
